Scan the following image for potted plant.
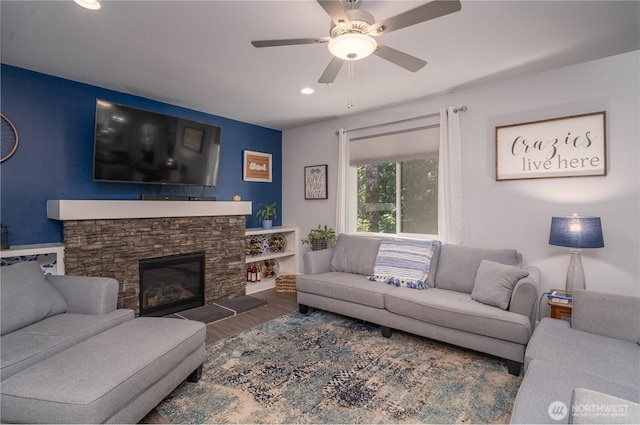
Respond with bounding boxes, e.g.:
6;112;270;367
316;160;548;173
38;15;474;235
302;224;336;251
256;202;277;229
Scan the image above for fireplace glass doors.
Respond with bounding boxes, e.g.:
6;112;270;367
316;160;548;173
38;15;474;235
139;252;205;316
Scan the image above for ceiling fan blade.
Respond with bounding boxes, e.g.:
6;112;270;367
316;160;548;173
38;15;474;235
318;57;345;84
251;37;330;48
369;0;461;36
374;44;427;72
317;0;352;29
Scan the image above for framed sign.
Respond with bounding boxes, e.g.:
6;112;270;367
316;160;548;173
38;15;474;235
243;150;272;182
182;127;203;153
305;164;327;200
495;111;606;181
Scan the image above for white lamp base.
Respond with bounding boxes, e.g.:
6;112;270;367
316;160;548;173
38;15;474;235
566;248;586;293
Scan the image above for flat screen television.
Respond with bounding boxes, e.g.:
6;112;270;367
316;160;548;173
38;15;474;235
92;99;222;186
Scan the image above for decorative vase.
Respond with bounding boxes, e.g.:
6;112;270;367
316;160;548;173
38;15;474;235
311;238;327;251
262;220;273;230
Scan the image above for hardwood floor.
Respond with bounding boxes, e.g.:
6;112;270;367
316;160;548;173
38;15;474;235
140;289;298;424
204;289;298;345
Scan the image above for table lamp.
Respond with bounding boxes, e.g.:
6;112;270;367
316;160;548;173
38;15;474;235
549;214;604;293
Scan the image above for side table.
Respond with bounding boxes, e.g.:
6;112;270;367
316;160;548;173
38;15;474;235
548;297;572;320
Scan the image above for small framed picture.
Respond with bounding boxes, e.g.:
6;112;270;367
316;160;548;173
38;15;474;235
305;164;327;200
182;127;203;153
243;150;272;182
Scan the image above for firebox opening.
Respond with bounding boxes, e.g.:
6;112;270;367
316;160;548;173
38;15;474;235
139;251;205;317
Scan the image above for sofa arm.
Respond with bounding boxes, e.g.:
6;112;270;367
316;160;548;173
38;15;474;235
572;289;640;343
46;275;119;315
509;266;540;324
303;248;334;275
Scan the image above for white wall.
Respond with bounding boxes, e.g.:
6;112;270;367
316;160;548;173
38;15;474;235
283;51;639;297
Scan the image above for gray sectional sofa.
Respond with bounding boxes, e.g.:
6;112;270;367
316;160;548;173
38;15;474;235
0;261;206;424
297;234;540;375
510;289;640;424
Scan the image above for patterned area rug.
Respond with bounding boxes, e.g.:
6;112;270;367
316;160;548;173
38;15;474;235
156;310;523;424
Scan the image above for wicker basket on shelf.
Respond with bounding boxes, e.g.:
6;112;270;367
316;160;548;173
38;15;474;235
275;274;297;293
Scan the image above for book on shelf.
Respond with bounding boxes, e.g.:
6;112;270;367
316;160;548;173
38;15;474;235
547;290;572;303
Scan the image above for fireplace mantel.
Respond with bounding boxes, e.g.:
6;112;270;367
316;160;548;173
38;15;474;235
47;200;252;221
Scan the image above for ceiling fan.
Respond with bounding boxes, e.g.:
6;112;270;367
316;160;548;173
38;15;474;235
251;0;462;84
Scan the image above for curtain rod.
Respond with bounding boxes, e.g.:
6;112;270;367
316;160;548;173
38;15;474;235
338;105;467;135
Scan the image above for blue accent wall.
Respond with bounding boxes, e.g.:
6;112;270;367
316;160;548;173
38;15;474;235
0;64;282;245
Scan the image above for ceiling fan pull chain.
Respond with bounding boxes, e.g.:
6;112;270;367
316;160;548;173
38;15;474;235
347;61;354;109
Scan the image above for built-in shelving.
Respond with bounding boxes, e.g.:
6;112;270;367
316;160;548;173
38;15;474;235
244;227;298;294
0;243;65;275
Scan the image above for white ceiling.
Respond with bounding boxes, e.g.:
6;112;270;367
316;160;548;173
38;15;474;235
2;1;639;130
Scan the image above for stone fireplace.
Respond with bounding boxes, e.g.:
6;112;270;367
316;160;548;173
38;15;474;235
49;200;251;315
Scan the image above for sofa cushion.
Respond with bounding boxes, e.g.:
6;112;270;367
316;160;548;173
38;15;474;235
572;289;640;344
525;318;640;388
470;260;529;309
510;359;640;424
368;238;439;289
0;317;206;424
297;272;393;309
1;262;68;335
570;388;640;424
425;240;442;287
384;287;532;344
0;309;134;380
434;244;520;294
330;234;381;275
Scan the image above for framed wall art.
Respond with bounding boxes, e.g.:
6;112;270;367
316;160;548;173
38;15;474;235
304;164;327;200
243;150;272;182
495;111;606;181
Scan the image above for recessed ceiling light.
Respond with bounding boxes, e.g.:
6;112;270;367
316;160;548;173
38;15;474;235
73;0;102;11
300;87;314;95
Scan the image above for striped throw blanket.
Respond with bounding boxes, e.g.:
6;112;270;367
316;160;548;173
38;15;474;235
368;238;438;289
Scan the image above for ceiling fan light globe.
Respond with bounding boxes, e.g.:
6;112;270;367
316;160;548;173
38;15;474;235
73;0;102;10
328;34;377;61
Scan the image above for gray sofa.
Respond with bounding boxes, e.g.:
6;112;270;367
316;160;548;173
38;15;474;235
0;261;206;424
297;234;540;375
510;289;640;424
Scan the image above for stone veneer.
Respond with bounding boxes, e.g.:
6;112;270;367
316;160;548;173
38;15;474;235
63;215;246;315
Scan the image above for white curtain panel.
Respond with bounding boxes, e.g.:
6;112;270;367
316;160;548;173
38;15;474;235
438;107;464;244
335;128;348;235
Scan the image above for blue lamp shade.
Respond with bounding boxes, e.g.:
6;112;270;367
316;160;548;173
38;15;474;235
549;216;604;249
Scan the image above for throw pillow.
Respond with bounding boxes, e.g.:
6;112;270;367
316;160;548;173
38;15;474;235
368;238;439;289
330;234;382;275
471;260;529;310
1;261;68;335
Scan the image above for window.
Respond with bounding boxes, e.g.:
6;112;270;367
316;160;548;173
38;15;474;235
349;125;439;238
400;157;438;234
356;158;438;236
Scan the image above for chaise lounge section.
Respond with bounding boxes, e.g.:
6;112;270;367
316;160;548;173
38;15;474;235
297;234;540;375
0;261;206;424
510;289;640;424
